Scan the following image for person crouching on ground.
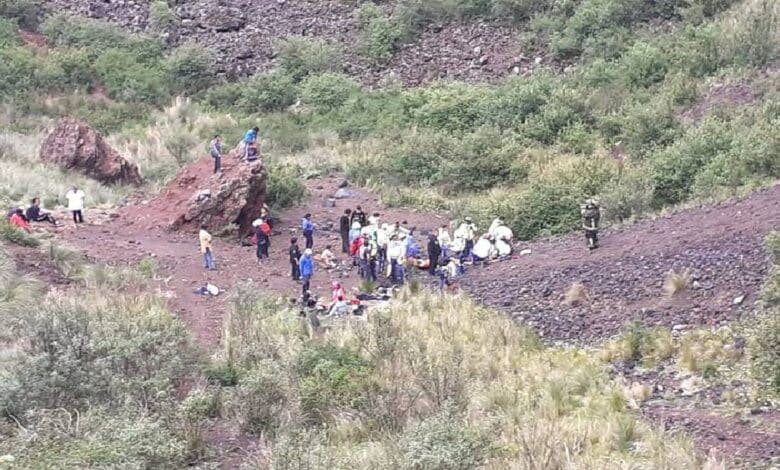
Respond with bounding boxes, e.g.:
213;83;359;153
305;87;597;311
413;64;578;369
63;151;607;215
199;224;216;271
9;208;31;232
289;237;302;281
321;245;337;269
299;248;314;295
26;198;57;225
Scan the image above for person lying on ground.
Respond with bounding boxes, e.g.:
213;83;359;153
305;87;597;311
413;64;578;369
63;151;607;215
9;208;31;232
25;198;57;225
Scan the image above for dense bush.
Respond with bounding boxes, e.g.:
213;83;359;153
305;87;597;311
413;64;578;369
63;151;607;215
300;72;361;111
356;2;402;64
401;410;489;470
237;71;298;112
165;43;216;95
265;165;307;210
0;0;42;28
227;363;290;435
148;0;176;34
275;36;341;81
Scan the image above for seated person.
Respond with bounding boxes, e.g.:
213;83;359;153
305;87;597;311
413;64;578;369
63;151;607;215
321;245;337;268
9;208;31;232
245;141;259;162
25;198;57;225
328;296;349;316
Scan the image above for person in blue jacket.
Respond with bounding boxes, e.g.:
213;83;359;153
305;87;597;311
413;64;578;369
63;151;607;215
242;126;259;160
301;213;315;249
299;248;314;296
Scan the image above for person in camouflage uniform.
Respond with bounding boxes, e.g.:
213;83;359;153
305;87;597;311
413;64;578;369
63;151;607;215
581;198;601;250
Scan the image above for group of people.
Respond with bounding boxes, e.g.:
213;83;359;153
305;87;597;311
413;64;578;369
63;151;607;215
208;126;262;175
5;186;87;232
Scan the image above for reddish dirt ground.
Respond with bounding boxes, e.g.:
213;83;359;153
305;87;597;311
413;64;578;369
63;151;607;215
44;165;779;466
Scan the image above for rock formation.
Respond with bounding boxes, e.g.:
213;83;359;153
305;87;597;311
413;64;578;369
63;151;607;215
39;118;142;186
148;147;267;236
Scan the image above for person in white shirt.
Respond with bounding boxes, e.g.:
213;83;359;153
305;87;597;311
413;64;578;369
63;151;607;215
65;186;85;224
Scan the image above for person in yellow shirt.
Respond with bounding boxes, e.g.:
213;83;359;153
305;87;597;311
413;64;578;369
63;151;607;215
199;225;216;271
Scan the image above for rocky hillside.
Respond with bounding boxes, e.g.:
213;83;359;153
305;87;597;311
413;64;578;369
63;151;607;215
41;0;535;85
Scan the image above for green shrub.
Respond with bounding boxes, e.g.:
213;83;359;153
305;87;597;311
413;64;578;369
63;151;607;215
296;344;374;423
227;363;290;435
165;43;216;95
356;3;402;64
202;82;243;110
0;0;42;28
620;42;669;88
492;0;550;21
237;70;298;112
0;46;40;96
400;410;489;470
275;36;341;81
0;218;39;247
0;17;20;47
600;166;655;222
0;296;195;414
612;101;680;159
746;312;780;396
265;165;307;210
720;0;778;67
149;0;176;33
205;359;240;386
94;48;169;103
300;72;360;111
407;82;490;133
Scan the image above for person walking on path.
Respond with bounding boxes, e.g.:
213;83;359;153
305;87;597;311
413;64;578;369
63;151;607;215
427;234;441;276
65;186;85;224
26;198;57;225
299;248;314;295
289;237;302;280
302;213;315;250
255;220;270;262
199;225;216;271
339;209;351;253
209;135;222;174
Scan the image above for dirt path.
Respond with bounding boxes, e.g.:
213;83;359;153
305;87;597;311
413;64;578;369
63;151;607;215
60;173;446;347
460;184;780;343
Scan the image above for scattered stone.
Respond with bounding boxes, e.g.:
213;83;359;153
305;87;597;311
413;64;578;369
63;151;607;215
334;188;352;199
519;249;532;256
733;294;745;305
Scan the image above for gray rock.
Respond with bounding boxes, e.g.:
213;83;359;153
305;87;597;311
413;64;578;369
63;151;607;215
334;188;352;199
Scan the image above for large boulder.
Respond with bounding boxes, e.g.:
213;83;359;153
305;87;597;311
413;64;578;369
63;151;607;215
147;148;267;237
39;118;142;186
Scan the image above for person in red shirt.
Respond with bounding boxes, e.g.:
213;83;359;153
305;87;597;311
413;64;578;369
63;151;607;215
9;209;31;232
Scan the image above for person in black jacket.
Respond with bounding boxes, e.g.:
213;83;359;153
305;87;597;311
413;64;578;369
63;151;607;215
289;237;302;281
25;198;57;225
351;205;367;227
427;234;441;276
339;209;352;253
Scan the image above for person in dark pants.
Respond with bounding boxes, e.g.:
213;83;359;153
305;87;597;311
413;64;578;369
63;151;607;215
299;248;314;295
289;237;301;280
581;198;601;250
65;186;85;224
209;135;222;174
427;234;441;276
339;209;352;253
255;223;269;262
301;213;315;249
25;198;57;225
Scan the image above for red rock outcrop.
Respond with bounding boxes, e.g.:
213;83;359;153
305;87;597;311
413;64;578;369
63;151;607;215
39;118;142;186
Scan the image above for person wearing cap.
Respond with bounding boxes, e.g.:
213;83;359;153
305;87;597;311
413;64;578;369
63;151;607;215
299;248;314;295
289;237;302;280
581;198;601;250
301;213;315;249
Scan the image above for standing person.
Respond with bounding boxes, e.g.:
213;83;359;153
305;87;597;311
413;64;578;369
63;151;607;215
299;249;314;295
387;235;404;284
209;135;222;174
289;237;302;281
26;198;57;225
199;224;216;271
351;205;367;227
339;209;352;253
581;198;601;250
65;186;85;224
438;224;451;258
255;220;270;262
427;234;441;276
301;213;315;250
456;217;477;263
242;126;259;160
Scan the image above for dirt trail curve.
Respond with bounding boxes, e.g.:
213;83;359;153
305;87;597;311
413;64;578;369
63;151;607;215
61;157;447;347
461;184;780;343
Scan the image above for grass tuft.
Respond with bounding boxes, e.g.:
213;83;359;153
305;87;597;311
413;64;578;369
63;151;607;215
663;268;692;297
